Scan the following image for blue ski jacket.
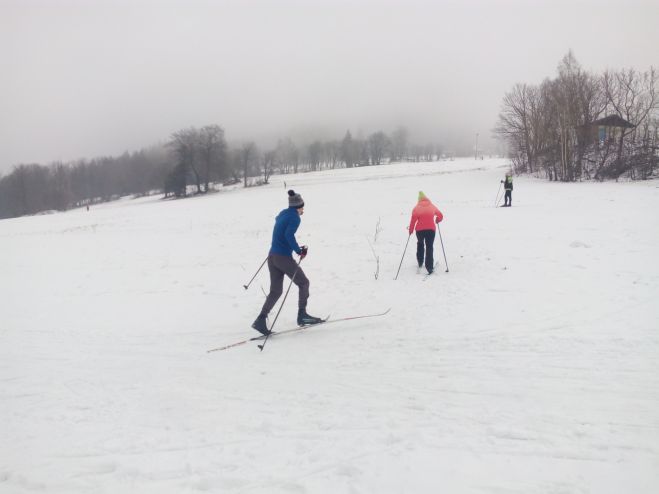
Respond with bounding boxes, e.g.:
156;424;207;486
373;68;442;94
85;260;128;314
269;207;302;256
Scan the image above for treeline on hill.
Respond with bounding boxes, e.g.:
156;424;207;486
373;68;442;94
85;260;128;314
0;125;443;220
495;52;658;181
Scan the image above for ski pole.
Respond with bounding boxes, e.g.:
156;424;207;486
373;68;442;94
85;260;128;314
258;257;303;351
394;233;412;280
243;256;268;290
437;226;449;273
494;182;502;207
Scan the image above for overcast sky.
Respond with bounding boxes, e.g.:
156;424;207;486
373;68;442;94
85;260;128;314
1;0;657;174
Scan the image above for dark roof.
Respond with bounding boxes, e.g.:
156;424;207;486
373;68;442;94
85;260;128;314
591;115;635;128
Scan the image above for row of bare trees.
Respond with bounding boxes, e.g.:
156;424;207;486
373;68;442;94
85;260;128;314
0;148;171;219
168;127;443;197
0;124;445;219
495;52;658;181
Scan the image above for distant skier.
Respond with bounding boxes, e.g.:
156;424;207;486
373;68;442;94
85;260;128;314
251;190;323;335
501;173;513;207
408;191;444;275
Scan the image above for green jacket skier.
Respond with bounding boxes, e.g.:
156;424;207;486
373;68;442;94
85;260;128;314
501;174;513;207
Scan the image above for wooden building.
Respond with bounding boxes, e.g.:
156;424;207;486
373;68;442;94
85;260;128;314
584;114;635;144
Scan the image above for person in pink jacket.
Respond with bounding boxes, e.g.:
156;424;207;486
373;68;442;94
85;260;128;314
408;191;444;274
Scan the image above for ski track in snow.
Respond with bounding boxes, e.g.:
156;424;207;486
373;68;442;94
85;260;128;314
1;158;659;493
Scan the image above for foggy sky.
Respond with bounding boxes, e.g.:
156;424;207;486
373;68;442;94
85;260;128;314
1;0;658;175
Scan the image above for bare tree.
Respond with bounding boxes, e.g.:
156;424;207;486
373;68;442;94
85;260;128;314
169;127;203;193
340;130;357;168
390;126;409;162
198;124;227;192
548;52;604;180
239;142;258;187
261;150;275;184
368;131;390;165
603;67;658;171
494;83;544;174
276;137;299;174
164;162;188;197
307;141;323;171
358;138;369;165
325;140;341;169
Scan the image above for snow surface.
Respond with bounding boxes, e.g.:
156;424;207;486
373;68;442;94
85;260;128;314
1;158;658;493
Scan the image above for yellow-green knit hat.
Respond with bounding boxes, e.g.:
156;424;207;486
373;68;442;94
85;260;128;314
418;191;427;201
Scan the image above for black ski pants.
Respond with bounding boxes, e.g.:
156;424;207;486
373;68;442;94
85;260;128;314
416;229;435;273
504;189;512;206
259;254;309;317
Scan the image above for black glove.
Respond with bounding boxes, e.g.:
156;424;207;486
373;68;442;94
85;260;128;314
300;246;308;258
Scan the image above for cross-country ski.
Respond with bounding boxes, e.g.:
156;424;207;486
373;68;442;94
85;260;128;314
208;309;391;353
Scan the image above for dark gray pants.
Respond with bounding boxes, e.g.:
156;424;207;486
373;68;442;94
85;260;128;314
416;229;435;272
259;254;309;317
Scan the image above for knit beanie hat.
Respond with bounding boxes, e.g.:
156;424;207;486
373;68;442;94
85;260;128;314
418;191;427;201
288;189;304;208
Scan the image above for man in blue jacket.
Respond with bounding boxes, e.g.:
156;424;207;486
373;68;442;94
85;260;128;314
252;190;323;335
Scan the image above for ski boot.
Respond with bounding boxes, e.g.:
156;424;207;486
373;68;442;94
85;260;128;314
297;309;324;326
251;314;271;335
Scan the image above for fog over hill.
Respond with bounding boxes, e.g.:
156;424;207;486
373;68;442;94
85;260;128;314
1;0;658;174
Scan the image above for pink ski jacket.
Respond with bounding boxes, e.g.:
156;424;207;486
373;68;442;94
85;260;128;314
408;198;443;234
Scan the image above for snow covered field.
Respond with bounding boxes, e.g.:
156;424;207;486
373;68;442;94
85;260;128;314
2;158;658;493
